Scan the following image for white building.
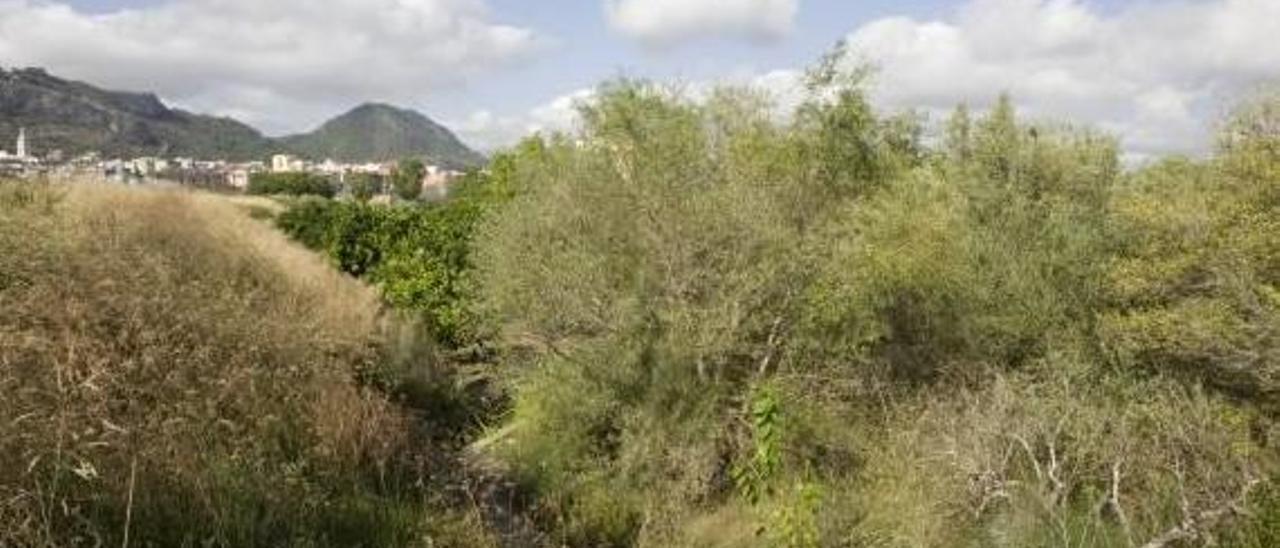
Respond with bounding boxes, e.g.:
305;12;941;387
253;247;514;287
271;154;290;173
271;154;304;173
131;157;160;176
422;164;462;199
227;170;250;189
1;127;32;161
0;128;39;170
318;159;344;175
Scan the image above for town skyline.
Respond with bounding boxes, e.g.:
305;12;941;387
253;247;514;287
0;99;467;194
0;121;458;188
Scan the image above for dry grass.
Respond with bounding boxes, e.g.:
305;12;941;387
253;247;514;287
819;367;1275;548
0;180;484;547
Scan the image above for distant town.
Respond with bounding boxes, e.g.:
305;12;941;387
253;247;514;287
0;126;466;199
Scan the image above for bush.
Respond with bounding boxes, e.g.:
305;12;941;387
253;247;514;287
247;171;336;198
1101;96;1280;401
348;172;385;202
274;169;506;347
392;158;427;201
254;68;1280;546
464;75;1280;546
472;80;875;543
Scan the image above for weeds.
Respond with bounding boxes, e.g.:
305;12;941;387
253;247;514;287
0;182;492;547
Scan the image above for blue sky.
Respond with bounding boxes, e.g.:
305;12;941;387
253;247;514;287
5;0;1279;157
464;1;949;120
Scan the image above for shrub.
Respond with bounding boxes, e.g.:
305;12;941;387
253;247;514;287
465;74;1279;546
274;168;508;347
254;67;1280;546
392;158;426;201
1101;94;1280;400
348;172;385;202
247;171;336;198
472;79;868;543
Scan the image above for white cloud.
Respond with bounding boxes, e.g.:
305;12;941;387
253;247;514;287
842;0;1280;156
451;70;807;151
450;0;1280;158
604;0;798;48
0;0;541;134
450;88;596;151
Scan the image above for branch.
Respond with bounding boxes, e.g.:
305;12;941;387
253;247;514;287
1095;461;1134;547
1139;477;1263;548
1045;439;1066;507
756;317;785;378
1008;434;1043;483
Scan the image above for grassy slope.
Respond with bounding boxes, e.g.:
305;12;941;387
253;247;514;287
0;181;494;547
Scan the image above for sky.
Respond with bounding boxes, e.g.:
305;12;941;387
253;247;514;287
1;0;1277;159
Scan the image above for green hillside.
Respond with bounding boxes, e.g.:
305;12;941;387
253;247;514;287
282;103;485;168
0;68;482;166
0;67;279;160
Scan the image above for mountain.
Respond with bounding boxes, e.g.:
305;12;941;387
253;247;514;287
0;67;278;161
0;67;483;167
281;103;484;169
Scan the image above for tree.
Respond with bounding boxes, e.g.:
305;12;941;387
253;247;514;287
945;103;973;164
796;81;889;197
392;159;426;201
974;93;1020;184
246;172;335;198
347;173;383;203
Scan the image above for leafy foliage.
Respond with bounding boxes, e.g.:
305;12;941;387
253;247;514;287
467;75;1280;546
732;384;784;504
247;171;337;198
1100;94;1280;402
348;172;384;202
275;167;512;346
392;158;427;201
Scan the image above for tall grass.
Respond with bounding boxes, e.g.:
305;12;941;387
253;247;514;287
0;181;493;547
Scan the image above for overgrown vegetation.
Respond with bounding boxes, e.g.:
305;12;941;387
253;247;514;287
0;182;494;547
348;172;386;203
467;73;1278;545
393;159;428;201
6;55;1280;547
273;168;508;347
247;171;337;198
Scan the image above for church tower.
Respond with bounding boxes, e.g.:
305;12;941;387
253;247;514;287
16;127;26;159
